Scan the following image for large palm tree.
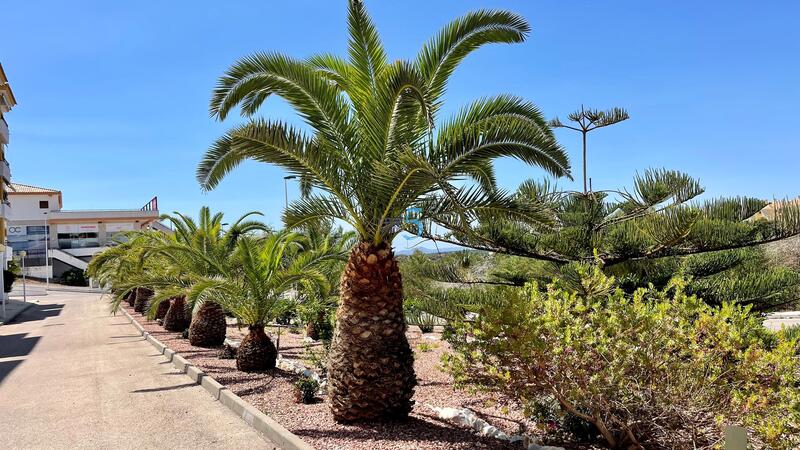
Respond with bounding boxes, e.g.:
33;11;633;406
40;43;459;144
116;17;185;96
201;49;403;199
198;0;569;421
189;233;336;372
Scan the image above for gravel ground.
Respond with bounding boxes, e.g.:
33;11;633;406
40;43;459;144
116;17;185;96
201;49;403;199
123;305;546;449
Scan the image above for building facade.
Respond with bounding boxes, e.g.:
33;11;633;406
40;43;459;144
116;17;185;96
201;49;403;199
0;63;17;246
6;183;160;279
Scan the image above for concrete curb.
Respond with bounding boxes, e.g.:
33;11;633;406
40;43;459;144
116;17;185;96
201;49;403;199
120;309;314;450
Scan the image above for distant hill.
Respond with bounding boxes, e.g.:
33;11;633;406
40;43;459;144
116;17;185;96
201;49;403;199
765;234;800;269
395;245;465;256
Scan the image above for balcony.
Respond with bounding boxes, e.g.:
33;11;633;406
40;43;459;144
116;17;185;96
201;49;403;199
0;201;10;219
0;116;7;144
0;158;10;182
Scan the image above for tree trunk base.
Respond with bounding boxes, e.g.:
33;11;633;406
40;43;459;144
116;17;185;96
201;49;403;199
189;302;227;347
236;325;277;372
133;287;153;314
163;296;189;331
327;242;416;422
154;298;171;321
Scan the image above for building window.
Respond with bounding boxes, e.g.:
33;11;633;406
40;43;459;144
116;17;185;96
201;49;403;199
26;225;49;235
57;232;99;249
39;200;49;209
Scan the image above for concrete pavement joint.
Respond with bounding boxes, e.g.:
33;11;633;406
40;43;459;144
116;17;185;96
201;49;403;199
121;308;314;450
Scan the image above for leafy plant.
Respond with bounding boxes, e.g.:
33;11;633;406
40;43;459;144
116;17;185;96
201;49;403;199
294;376;320;404
444;264;800;449
415;342;437;352
60;268;88;286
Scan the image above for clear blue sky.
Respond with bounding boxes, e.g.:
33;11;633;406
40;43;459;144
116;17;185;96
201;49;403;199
3;0;799;232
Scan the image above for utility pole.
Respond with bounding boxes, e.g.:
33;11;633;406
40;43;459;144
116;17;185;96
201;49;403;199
283;175;297;209
44;211;50;290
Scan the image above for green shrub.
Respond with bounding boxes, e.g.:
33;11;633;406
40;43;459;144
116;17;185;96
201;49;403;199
294;376;319;404
444;264;800;449
60;268;88;286
416;342;437;352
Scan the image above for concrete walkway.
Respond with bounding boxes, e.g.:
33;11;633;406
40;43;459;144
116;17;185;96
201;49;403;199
0;290;278;449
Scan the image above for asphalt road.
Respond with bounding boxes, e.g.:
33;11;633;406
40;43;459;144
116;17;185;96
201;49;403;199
0;290;277;449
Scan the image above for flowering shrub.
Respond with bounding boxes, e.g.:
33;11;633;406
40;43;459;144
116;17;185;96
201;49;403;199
444;264;800;449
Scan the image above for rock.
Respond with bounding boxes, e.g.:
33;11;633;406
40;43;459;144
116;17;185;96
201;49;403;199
223;338;240;349
426;403;539;446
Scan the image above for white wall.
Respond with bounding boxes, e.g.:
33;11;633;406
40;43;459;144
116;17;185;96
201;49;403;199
7;193;60;222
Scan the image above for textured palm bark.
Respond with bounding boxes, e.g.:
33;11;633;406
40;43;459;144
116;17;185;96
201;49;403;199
189;302;227;347
133;287;153;313
305;322;318;341
327;241;416;422
236;325;277;372
124;290;135;307
163;296;189;331
154;298;171;321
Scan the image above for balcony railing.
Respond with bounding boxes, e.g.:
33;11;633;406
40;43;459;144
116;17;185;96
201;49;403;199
0;116;8;144
0;158;10;182
140;196;158;212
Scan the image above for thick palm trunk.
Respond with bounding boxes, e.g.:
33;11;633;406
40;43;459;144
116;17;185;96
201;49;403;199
163;296;189;331
327;242;416;422
133;287;153;313
154;298;171;321
124;290;135;307
236;325;277;372
189;302;227;347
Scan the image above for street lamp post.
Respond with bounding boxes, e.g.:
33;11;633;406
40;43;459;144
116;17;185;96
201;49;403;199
44;212;49;290
20;250;26;303
283;175;297;209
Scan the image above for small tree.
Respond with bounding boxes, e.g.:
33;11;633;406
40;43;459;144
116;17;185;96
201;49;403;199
549;105;629;193
424;169;800;310
190;233;338;372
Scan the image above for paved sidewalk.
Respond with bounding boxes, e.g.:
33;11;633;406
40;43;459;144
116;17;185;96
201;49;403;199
0;299;34;325
0;290;278;449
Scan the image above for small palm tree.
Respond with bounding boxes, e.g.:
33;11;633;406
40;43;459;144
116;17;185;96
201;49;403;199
146;207;269;346
87;231;163;310
190;233;336;372
198;0;569;420
293;221;356;340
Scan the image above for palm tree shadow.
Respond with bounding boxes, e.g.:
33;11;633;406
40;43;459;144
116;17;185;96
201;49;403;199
292;415;512;448
132;382;196;393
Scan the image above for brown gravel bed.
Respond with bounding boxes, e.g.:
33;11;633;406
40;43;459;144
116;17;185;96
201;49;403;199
122;305;543;450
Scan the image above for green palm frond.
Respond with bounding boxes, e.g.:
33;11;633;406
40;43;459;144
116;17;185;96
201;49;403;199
416;10;530;107
200;1;567;246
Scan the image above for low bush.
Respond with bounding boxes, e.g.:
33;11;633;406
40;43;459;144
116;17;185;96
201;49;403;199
60;268;88;286
444;264;800;449
294;376;319;404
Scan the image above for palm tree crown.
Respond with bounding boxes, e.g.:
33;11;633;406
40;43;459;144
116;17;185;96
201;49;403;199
189;232;339;327
198;0;570;245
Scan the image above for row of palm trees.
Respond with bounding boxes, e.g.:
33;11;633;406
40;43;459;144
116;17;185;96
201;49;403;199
87;207;353;372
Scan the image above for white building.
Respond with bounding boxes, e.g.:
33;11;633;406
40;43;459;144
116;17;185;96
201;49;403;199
6;183;161;279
